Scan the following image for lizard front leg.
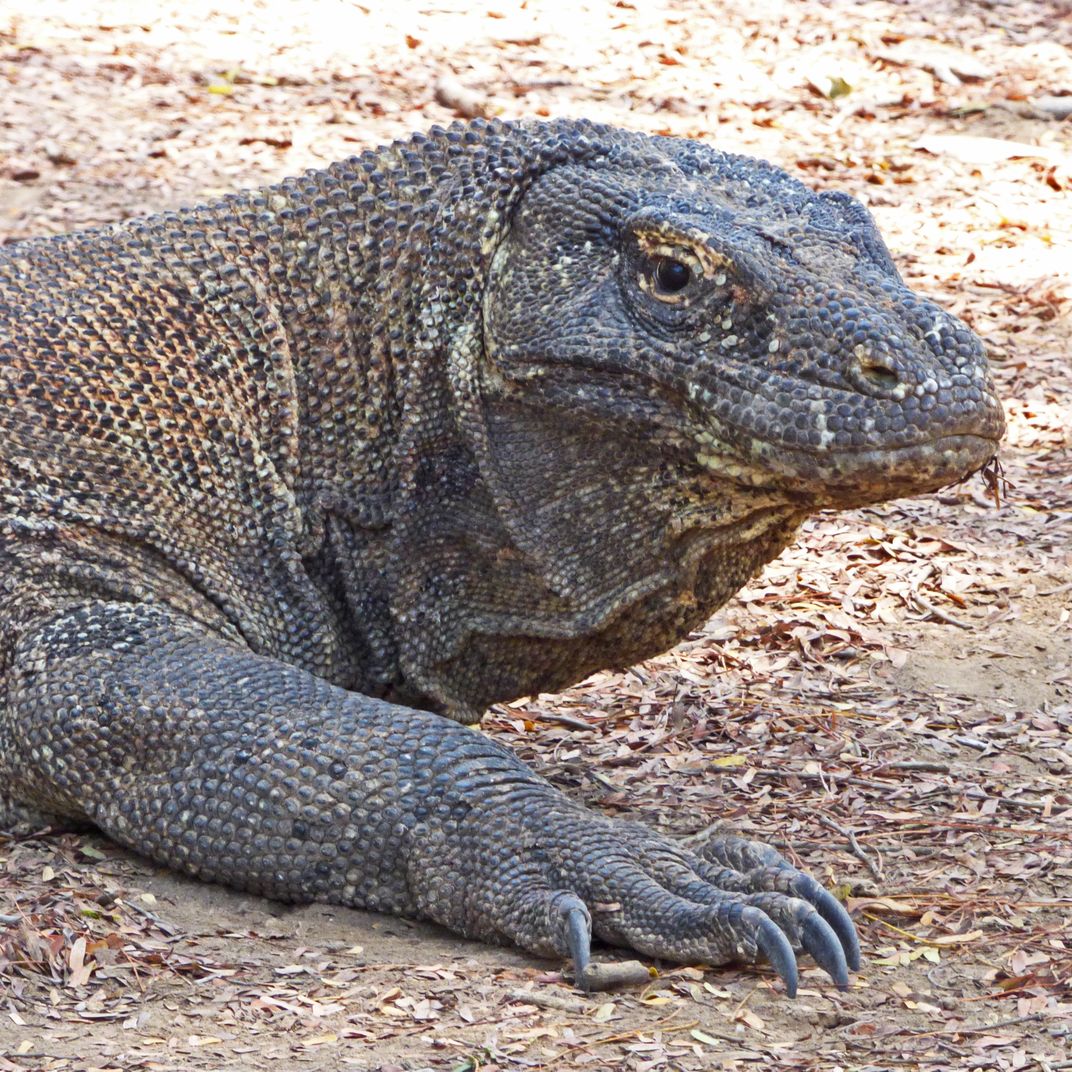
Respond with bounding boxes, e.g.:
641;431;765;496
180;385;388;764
1;601;857;994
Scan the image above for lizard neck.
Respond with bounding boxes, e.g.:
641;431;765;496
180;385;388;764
232;122;610;700
221;121;800;719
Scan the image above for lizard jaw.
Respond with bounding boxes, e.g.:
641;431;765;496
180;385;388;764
693;431;1001;509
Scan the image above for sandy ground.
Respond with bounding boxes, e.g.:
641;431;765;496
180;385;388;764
1;2;1070;1070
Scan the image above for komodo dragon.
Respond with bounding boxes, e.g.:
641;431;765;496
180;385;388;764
0;118;1004;996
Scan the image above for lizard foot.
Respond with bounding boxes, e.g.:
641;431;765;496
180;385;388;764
422;801;859;998
692;832;861;976
566;825;853;997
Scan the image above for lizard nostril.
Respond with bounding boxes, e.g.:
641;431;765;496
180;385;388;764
852;344;901;392
859;364;899;389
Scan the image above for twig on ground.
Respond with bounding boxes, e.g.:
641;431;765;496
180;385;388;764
506;987;589;1013
526;709;597;732
876;760;951;773
911;591;971;629
578;960;654;991
816;814;883;882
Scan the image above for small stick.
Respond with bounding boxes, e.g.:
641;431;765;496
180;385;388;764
578;960;654;991
1039;580;1072;597
526;709;596;733
876;760;951;774
816;814;882;882
506;987;589;1013
911;591;971;629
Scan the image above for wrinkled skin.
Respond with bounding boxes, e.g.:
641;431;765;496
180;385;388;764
0;119;1003;995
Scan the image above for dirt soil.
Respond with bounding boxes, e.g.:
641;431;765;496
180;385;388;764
1;2;1070;1070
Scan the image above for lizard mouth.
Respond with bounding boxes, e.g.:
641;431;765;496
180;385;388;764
479;346;1004;508
694;431;1002;508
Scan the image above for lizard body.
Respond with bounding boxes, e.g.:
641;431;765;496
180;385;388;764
0;119;1003;993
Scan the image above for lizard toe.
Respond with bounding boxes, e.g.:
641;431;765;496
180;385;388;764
556;894;593;983
802;910;850;990
645;867;850;990
692;834;860;971
785;870;861;972
754;910;799;998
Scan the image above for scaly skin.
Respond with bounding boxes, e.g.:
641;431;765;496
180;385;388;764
0;119;1003;995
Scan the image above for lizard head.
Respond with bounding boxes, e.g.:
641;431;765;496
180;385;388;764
477;138;1005;514
414;126;1005;717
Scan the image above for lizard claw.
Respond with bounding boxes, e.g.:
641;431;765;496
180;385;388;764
755;913;799;998
801;911;849;990
801;879;861;972
565;904;592;987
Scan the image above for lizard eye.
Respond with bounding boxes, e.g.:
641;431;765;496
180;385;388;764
650;256;692;296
